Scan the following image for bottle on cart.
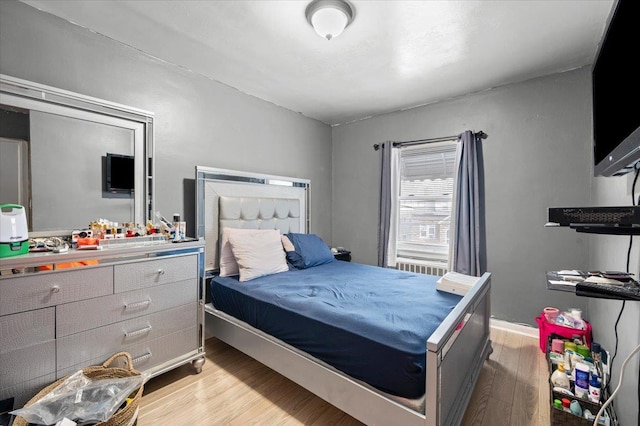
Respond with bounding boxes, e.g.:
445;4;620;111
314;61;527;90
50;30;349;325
551;362;571;390
589;375;601;403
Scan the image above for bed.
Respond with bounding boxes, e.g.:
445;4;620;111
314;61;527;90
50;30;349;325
196;166;492;426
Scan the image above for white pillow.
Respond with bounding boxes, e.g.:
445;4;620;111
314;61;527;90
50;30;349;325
219;228;273;277
228;229;289;282
281;234;295;252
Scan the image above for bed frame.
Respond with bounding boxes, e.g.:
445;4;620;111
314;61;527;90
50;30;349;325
195;166;492;426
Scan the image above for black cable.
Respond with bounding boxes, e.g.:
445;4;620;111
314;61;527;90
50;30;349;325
608;167;639;418
633;168;640;425
610;300;625;374
633;167;640;207
629;166;640;424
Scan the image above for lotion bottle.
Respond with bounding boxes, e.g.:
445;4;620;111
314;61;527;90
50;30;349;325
551;362;571;390
574;362;590;398
589;375;601;403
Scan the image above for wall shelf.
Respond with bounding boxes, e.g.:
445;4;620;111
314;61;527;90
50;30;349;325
570;225;640;235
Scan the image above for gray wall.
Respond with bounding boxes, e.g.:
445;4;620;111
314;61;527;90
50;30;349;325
0;0;333;239
30;111;135;231
332;67;594;325
588;175;639;426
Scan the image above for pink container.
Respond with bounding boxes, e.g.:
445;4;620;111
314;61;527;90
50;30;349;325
535;313;593;353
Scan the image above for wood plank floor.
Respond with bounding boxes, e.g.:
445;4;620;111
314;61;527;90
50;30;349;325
138;327;549;425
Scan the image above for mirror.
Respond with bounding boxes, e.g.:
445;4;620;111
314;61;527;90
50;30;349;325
0;75;154;235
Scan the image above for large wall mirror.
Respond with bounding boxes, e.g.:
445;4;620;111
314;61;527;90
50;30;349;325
0;75;154;236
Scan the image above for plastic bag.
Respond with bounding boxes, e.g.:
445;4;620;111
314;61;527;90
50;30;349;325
10;371;144;425
555;311;586;330
38;371;92;403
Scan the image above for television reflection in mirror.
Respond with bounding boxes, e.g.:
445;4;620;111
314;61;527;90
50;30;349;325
105;153;135;196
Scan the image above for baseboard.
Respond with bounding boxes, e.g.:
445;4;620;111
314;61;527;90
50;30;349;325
490;317;538;338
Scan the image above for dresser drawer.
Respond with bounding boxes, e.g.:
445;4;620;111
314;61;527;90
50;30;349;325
114;254;198;293
0;308;54;353
57;279;197;337
59;327;199;377
0;340;55;388
126;327;199;372
0;373;56;410
57;302;196;370
0;266;113;316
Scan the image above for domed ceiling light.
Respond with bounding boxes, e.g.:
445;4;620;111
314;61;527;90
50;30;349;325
305;0;355;40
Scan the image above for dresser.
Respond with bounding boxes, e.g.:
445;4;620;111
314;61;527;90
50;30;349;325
0;241;205;409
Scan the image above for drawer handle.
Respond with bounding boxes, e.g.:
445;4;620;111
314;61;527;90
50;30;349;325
132;351;152;364
124;325;153;337
124;299;151;309
50;285;60;293
157;269;165;275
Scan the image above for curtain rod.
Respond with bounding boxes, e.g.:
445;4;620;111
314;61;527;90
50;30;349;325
373;130;487;151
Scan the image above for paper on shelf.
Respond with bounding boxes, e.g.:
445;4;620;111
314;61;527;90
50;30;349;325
548;279;576;286
556;270;583;276
436;271;480;296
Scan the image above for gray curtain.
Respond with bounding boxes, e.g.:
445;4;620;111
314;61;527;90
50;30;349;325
377;142;392;267
453;131;486;276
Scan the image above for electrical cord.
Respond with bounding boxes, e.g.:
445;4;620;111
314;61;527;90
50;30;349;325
603;166;639;422
609;300;625;375
627;166;637;272
593;341;640;426
633;167;640;426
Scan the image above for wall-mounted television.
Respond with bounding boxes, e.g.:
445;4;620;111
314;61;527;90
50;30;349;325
593;0;640;177
106;153;134;193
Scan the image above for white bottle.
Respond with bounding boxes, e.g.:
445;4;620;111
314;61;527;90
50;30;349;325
574;362;590;398
173;213;181;241
589;375;601;403
550;362;571;390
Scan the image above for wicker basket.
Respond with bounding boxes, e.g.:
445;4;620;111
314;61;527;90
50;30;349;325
550;387;602;426
551;407;594;426
13;352;143;426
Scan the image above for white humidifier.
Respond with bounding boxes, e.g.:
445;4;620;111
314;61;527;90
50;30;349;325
0;204;29;258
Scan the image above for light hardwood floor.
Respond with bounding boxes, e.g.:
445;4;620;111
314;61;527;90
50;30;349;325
138;327;549;425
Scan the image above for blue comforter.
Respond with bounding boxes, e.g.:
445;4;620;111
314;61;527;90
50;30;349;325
210;261;461;398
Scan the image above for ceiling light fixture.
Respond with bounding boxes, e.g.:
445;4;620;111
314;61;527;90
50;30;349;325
305;0;355;41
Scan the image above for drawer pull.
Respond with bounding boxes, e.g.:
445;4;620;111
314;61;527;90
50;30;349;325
124;299;151;309
132;351;152;364
124;325;153;337
157;269;165;275
50;285;60;293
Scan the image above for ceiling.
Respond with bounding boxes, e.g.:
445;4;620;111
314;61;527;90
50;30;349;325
21;0;615;126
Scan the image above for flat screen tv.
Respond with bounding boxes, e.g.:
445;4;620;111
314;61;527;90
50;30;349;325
106;153;134;193
593;0;640;177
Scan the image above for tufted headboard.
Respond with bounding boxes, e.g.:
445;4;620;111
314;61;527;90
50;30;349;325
219;196;301;234
195;166;309;273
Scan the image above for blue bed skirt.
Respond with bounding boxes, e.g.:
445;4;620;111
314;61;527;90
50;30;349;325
210;261;461;398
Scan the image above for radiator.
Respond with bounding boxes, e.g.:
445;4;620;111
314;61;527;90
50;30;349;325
395;260;448;276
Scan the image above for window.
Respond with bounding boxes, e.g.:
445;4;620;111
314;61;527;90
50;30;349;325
396;141;457;264
418;224;436;239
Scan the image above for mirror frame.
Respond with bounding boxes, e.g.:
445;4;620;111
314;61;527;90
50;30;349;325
0;74;155;236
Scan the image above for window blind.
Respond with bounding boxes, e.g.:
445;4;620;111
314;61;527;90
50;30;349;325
396;141;457;263
399;144;457;181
